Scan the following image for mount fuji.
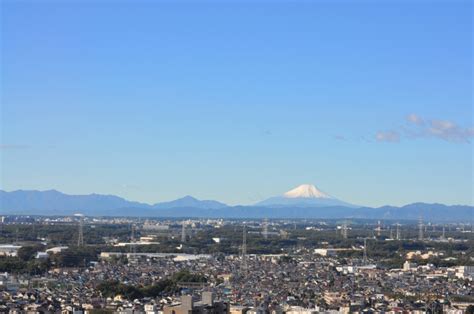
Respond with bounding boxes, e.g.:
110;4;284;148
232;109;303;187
256;184;358;208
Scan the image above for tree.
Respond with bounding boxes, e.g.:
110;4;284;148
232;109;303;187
17;245;43;261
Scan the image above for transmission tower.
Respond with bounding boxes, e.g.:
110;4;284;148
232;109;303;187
418;216;424;241
389;227;393;239
130;224;137;254
363;238;368;265
262;218;269;239
441;225;446;240
377;220;382;237
77;214;84;247
342;221;348;239
396;223;401;240
241;225;247;271
181;222;186;243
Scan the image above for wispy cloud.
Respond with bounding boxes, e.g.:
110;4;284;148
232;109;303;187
333;135;347;141
0;144;30;150
334;114;472;144
406;113;424;126
375;131;400;143
426;120;473;143
403;114;474;143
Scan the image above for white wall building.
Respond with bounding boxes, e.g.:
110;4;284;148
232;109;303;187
455;266;474;279
0;245;22;257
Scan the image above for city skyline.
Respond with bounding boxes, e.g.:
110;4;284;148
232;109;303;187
1;1;473;207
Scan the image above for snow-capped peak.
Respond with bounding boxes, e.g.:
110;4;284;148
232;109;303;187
283;184;332;199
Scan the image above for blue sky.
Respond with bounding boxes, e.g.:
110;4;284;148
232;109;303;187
1;0;472;207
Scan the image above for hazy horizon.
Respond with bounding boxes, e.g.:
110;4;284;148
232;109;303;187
1;183;473;208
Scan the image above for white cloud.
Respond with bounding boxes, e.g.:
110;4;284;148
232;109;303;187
378;115;474;144
342;114;472;144
376;131;400;143
406;113;424;125
427;119;474;143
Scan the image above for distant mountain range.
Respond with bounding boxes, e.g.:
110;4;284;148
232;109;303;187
0;190;226;216
0;185;472;221
153;195;227;210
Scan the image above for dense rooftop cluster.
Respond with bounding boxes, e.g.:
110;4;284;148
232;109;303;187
0;216;472;313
